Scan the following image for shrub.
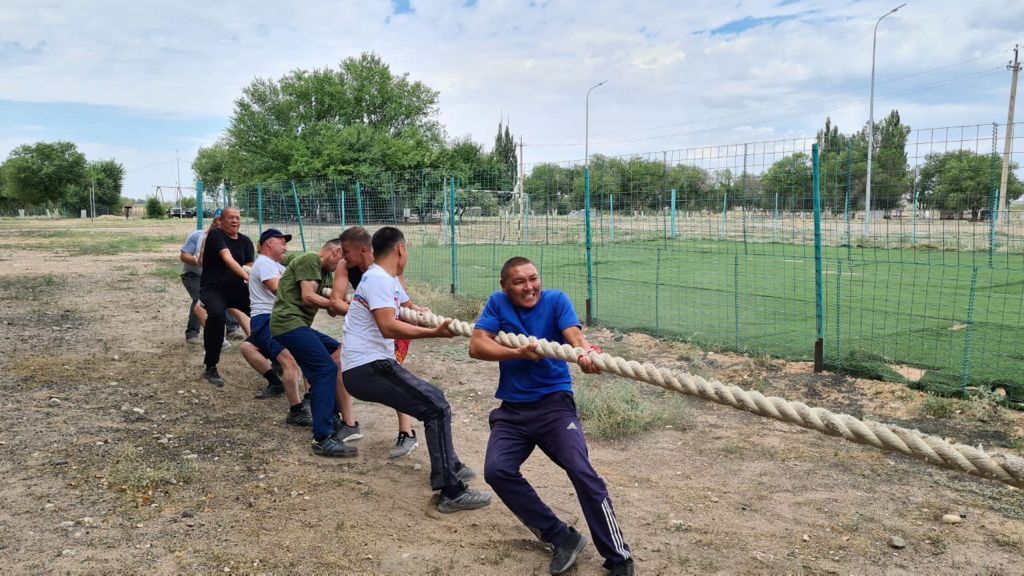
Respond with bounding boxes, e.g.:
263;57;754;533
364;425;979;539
144;196;166;219
576;379;689;439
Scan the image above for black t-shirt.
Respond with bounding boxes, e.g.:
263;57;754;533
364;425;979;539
201;229;254;288
347;266;363;290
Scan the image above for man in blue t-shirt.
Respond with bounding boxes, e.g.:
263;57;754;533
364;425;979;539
469;256;634;576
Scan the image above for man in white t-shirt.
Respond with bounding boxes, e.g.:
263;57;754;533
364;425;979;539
239;228;307;426
341;226;491;513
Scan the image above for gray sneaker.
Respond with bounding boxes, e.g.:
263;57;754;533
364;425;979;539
286;408;312;427
332;416;362;442
186;334;201;344
388;431;419;460
437;487;492;514
455;464;477;483
226;328;246;340
221;338;231;351
311;436;358;458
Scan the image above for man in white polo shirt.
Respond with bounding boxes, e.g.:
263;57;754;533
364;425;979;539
341;226;491;513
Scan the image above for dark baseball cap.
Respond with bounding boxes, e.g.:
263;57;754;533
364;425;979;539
259;228;292;244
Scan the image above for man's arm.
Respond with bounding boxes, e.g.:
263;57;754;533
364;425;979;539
328;267;350;316
179;251;198;266
219;248;250;282
396;274;429;312
299;280;332;309
262;276;280;294
469;328;544;362
371;307;453;340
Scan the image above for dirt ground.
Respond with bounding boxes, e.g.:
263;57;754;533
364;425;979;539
1;217;1022;576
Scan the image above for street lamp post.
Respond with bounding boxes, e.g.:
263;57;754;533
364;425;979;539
584;80;606;325
864;3;906;237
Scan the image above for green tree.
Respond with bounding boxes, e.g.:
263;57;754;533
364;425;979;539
871;110;911;211
224;52;443;184
917;150;1022;219
763;153;813;211
491;121;517;191
1;141;88;208
66;159;125;214
145;196;166;219
193;140;232;194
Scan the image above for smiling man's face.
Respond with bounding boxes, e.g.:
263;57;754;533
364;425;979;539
501;263;541;309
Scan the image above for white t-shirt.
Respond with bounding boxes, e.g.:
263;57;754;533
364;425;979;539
342;264;409;370
249;255;286;316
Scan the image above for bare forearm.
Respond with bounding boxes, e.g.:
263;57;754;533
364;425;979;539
469;331;522;361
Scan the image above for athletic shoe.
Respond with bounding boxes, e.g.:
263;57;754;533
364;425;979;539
301;394;311;410
332;416;363;442
221;339;231;351
455;464;477;483
550;527;587;575
388;431;419;460
186;334;201;344
226;328;246;340
311;437;358;458
436;487;492;514
286;408;312;427
254;384;285;399
204;366;225;387
607;559;635;576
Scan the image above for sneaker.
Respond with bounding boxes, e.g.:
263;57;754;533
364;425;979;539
436;487;492;514
186;334;201;344
607;559;635;576
204;366;225;387
388;431;419;460
311;436;358;458
550;527;587;575
254;383;285;399
226;328;246;340
286;408;312;427
301;394;311;410
455;464;477;483
221;338;231;351
332;416;363;442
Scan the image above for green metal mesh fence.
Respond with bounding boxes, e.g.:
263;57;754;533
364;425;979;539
234;122;1024;398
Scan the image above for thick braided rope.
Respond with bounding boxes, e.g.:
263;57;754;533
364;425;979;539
395;307;1024;490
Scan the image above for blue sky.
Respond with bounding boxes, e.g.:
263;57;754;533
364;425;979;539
0;0;1021;199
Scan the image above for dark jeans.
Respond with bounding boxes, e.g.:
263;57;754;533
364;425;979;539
199;281;249;367
343;359;466;494
275;327;341;441
182;272;239;339
484;392;631;567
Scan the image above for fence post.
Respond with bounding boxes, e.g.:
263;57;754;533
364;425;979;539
609;193;615;242
655;248;662;338
720;192;728;240
961;266;979;397
912;186;919;247
355;181;364;225
989;126;999;268
257;183;264;234
332;178;343;232
741;143;749;254
834;258;843;370
733;253;740;351
584;167;594;325
772;191;779;243
449;178;457;294
196;179;204;231
812;143;824;372
670;188;677;239
290;180;307;252
524;193;530;243
845;140;852;261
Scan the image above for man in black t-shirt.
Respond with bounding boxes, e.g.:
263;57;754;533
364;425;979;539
199;206;255;386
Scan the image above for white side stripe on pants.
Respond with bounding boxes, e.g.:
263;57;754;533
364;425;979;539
601;498;630;559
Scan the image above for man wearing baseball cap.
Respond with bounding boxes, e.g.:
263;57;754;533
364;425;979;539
239;228;311;425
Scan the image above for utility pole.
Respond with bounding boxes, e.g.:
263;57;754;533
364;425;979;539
176;148;182;206
90;176;96;221
1000;44;1020;210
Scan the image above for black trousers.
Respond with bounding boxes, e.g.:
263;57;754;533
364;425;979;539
199;281;250;367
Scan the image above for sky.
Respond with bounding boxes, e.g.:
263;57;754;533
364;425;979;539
1;0;1021;201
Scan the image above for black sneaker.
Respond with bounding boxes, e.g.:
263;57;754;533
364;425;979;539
286;409;312;427
455;464;477;483
204;366;224;387
311;436;358;458
607;559;634;576
550;527;587;575
254;383;285;399
436;487;492;513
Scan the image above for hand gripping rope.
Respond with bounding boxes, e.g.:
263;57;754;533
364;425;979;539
389;306;1024;491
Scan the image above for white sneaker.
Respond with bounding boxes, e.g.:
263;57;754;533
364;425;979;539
221;339;231;351
388;431;419;459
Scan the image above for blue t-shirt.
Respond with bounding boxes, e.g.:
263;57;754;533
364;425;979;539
475;290;581;403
